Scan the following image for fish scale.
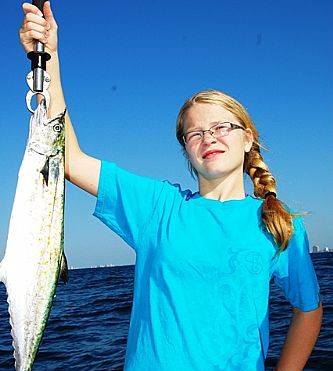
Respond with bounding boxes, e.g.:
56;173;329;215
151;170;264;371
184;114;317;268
0;100;67;370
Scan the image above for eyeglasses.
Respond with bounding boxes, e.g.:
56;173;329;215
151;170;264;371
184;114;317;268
183;121;245;145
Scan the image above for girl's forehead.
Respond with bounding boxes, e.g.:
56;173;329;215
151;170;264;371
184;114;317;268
184;103;238;129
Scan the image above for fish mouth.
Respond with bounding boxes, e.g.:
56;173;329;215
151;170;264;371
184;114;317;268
202;149;225;159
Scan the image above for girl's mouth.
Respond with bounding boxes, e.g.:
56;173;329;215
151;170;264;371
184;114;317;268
202;150;225;159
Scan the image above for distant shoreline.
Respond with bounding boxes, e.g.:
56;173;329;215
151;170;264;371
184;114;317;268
68;253;333;270
69;264;135;270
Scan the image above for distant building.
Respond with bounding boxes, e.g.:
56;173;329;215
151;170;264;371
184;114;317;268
312;245;319;253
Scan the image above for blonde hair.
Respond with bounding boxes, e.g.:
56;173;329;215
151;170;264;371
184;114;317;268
176;89;294;251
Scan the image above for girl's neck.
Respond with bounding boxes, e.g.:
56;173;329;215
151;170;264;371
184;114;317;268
198;174;246;201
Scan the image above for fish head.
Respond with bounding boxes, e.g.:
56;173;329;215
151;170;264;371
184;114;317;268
28;100;65;157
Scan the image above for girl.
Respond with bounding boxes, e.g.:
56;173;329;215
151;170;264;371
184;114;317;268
19;2;322;370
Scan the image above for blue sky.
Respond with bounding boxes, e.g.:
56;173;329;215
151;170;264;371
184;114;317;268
1;0;332;267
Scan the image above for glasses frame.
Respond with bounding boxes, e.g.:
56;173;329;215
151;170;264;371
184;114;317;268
183;121;245;145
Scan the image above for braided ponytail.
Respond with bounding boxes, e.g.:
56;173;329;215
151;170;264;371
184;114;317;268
176;89;295;251
244;143;294;251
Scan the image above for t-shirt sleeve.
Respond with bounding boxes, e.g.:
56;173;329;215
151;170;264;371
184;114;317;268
93;160;167;250
272;216;321;312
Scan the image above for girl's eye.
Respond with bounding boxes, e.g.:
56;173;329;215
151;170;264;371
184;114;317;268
215;123;230;132
185;132;202;143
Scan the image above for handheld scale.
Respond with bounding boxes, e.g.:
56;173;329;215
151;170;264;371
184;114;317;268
26;0;51;112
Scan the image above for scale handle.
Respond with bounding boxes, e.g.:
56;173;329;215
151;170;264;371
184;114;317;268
31;0;48;92
32;0;47;12
32;0;47;53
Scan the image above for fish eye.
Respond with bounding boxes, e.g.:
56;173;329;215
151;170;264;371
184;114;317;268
53;124;63;133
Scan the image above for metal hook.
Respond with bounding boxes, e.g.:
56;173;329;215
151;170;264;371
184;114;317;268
26;70;51;113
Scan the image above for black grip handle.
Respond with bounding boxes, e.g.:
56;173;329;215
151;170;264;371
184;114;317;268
32;0;46;13
29;0;50;92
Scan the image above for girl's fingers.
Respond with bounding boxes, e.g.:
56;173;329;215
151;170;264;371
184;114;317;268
20;25;48;48
22;3;43;17
20;1;57;53
20;4;50;43
21;16;49;43
25;11;49;27
22;3;50;31
43;2;55;24
24;20;48;35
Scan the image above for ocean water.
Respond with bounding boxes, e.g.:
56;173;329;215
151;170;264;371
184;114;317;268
0;253;332;370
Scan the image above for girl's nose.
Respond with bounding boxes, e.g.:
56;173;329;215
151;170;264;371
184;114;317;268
202;130;217;144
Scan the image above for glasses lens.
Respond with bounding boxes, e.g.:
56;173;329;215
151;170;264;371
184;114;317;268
213;122;232;138
184;122;241;144
185;131;202;143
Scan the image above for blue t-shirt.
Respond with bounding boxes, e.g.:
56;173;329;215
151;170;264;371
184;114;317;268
94;161;320;371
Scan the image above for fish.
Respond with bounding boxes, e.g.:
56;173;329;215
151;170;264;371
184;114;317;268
0;99;68;370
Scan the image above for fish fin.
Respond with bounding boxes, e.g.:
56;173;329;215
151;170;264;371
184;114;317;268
40;157;49;186
0;259;5;283
59;253;69;285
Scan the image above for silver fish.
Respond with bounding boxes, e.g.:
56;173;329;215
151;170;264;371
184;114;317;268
0;100;67;370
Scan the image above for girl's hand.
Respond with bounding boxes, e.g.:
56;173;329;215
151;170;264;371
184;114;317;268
19;1;58;54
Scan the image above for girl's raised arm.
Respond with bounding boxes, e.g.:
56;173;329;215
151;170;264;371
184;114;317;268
20;1;101;196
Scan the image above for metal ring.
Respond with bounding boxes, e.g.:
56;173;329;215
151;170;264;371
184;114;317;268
26;90;50;114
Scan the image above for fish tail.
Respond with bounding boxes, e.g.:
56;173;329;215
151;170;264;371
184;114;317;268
59;253;69;284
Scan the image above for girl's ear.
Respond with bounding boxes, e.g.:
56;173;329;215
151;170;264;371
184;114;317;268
244;128;254;153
